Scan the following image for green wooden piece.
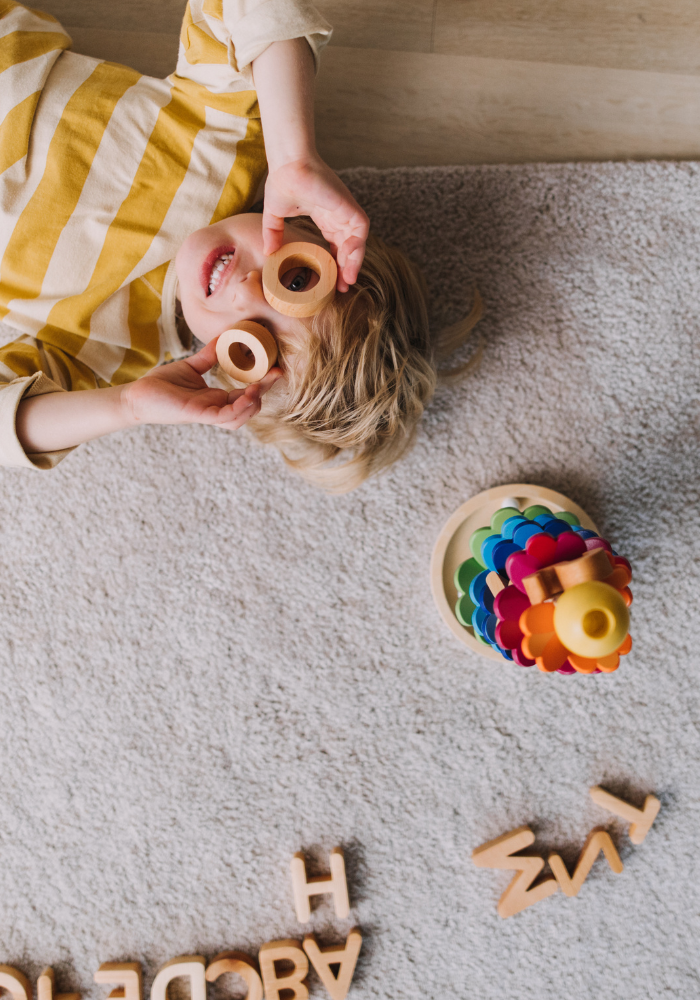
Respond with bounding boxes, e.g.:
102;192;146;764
454;557;481;596
469;526;494;567
454;593;477;627
490;506;521;533
523;504;552;520
555;510;581;526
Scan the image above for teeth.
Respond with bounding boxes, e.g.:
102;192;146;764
208;252;234;294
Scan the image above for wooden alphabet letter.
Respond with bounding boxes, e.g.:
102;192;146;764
472;825;558;918
548;829;623;897
589;786;661;844
150;958;206;1000
290;847;350;923
94;964;141;1000
39;968;80;1000
258;941;308;1000
0;966;30;1000
302;931;362;1000
205;952;262;1000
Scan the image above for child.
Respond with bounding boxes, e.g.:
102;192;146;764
0;0;478;492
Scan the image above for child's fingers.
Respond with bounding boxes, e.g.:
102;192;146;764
262;210;286;256
183;338;219;375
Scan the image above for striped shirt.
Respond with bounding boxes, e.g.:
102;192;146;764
0;0;331;469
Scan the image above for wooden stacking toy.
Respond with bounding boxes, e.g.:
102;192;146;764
216;320;278;383
431;484;633;674
262;242;337;318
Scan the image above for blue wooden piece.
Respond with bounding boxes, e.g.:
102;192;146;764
469;570;490;606
481;534;504;571
539;518;573;537
479;585;495;614
573;527;598;539
501;515;529;539
472;606;490;639
512;521;543;548
490;539;520;572
483;613;499;644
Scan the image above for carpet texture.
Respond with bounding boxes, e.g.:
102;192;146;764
0;163;698;999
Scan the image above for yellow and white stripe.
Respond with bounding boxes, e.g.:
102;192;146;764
0;0;331;469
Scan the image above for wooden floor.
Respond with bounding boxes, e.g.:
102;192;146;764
37;0;700;167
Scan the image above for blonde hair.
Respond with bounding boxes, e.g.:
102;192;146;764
239;217;481;492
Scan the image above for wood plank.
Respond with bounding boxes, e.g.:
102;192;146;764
434;0;700;75
312;0;435;53
65;26;179;77
30;0;186;34
315;46;700;168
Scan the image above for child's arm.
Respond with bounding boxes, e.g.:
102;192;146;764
252;39;369;293
14;341;281;456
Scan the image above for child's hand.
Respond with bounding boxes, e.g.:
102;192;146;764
262;154;369;293
123;339;282;431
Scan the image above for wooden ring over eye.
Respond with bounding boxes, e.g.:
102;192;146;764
215;320;278;383
262;241;337;317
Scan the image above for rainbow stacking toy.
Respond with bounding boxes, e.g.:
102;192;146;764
431;485;633;675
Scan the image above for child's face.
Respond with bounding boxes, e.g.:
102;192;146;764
175;213;329;351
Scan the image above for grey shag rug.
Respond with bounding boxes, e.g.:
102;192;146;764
0;162;699;999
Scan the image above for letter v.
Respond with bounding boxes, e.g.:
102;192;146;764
472;825;558;918
549;828;623;897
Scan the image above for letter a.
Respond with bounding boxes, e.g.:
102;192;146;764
150;958;206;1000
94;964;141;1000
549;829;623;897
472;825;558;918
303;931;361;1000
258;941;308;1000
290;847;350;923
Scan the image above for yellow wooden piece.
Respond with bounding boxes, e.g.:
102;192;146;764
150;958;206;1000
302;931;362;1000
94;965;141;1000
258;941;308;1000
589;786;661;845
0;967;30;1000
553;581;629;658
548;829;623;897
205;953;262;1000
290;846;350;923
216;321;277;384
39;968;80;1000
485;571;505;597
472;825;558;918
262;242;337;318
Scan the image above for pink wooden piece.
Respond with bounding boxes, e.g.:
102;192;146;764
493;585;530;622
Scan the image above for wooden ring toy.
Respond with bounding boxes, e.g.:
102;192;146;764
553;580;629;659
262;242;337;318
215;320;278;383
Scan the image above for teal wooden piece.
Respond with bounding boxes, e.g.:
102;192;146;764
469;526;494;567
523;504;552;520
454;557;481;596
555;510;581;526
454;593;476;626
490;506;521;533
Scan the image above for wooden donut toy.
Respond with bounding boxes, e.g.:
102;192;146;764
262;241;337;318
215;320;277;384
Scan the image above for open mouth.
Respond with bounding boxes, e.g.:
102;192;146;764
203;247;235;296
